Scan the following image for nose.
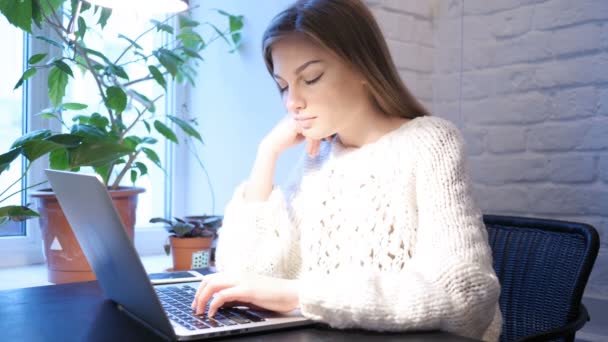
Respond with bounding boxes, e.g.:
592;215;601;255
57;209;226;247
284;88;305;113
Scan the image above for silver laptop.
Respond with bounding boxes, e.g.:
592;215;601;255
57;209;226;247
45;170;313;341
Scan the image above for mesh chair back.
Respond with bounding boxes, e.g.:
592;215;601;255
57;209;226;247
483;215;599;342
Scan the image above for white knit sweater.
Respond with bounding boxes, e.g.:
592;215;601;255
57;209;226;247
215;116;502;341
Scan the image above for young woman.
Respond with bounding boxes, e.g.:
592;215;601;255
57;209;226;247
191;0;501;341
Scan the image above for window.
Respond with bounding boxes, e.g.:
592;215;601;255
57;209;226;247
62;9;170;226
0;15;26;237
0;8;176;265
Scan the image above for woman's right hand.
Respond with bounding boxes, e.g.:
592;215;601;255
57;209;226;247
259;116;322;158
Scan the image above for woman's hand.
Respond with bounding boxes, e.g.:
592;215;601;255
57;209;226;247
259;116;322;158
191;272;300;318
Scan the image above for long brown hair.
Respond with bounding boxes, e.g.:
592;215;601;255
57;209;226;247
262;0;430;118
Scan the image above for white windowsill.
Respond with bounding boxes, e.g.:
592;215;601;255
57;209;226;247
0;254;173;291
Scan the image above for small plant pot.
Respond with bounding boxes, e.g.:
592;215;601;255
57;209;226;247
170;236;213;270
184;215;223;263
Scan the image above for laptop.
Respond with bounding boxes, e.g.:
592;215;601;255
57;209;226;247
45;170;314;341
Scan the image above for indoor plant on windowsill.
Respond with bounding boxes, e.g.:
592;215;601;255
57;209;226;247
0;130;121;225
0;0;242;283
149;215;222;270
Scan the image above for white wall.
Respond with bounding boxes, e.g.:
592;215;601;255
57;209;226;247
182;0;301;216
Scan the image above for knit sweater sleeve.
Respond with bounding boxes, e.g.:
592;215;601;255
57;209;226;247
297;120;501;340
214;162;303;280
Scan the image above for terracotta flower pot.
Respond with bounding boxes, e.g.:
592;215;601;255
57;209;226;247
184;215;223;263
31;187;145;284
170;236;213;270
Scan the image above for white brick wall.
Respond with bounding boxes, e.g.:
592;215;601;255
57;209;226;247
366;0;608;297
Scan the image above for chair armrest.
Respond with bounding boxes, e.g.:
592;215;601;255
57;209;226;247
518;304;590;342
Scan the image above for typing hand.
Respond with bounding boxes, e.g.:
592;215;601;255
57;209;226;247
191;272;300;318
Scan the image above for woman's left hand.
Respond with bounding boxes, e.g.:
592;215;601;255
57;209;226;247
191;272;300;318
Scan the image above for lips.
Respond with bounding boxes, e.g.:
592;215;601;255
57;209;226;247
295;117;316;122
295;116;316;129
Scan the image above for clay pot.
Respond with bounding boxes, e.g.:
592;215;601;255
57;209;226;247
169;235;213;270
31;187;145;284
184;215;222;263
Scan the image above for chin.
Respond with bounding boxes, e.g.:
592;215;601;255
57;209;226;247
301;129;326;140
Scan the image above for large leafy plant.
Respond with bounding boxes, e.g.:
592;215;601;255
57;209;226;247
0;0;243;224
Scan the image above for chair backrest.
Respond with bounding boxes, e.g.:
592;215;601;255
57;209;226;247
483;215;599;342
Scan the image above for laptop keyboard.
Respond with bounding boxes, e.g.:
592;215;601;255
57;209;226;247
156;285;266;331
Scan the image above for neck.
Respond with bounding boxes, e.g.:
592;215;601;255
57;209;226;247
336;111;408;148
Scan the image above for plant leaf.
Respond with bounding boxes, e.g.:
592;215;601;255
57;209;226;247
107;64;129;80
178;15;199;29
76;16;86;40
131;90;155;112
0;206;40;223
21;140;64;162
134;161;148;176
130;169;137;183
14;68;37;90
181;46;203;60
46;134;83;148
229;15;244;32
31;0;61;27
28;53;47;65
150;19;174;34
35;35;63;49
105;86;127;114
154;49;179;77
118;34;142;50
149;217;173;225
62;102;88;110
48;66;69;106
98;7;112;28
0;148;22;175
68;142;133;168
89;113;109;130
143;120;151;133
148;65;166;90
53;60;74;77
141;137;157;145
153;120;178;144
141;147;162;169
167;115;202;142
122;136;141;150
93;165;110;184
209;23;230;45
83;47;112;65
49;148;69;170
0;0;32;33
11;129;52;149
231;32;242;46
70;124;107;142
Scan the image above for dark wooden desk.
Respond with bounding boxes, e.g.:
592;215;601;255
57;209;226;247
0;281;479;342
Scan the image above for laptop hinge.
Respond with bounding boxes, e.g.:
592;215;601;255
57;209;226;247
117;303;176;341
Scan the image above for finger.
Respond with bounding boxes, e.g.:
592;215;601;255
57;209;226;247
306;139;314;157
196;280;233;315
311;139;321;157
192;277;208;309
194;276;219;314
208;287;247;318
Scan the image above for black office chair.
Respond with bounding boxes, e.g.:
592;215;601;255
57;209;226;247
483;215;600;342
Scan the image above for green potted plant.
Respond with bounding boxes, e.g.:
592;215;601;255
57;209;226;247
0;0;242;282
149;215;222;270
1;130;120;224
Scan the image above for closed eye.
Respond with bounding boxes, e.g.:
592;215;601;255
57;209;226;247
305;73;323;85
278;73;324;94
